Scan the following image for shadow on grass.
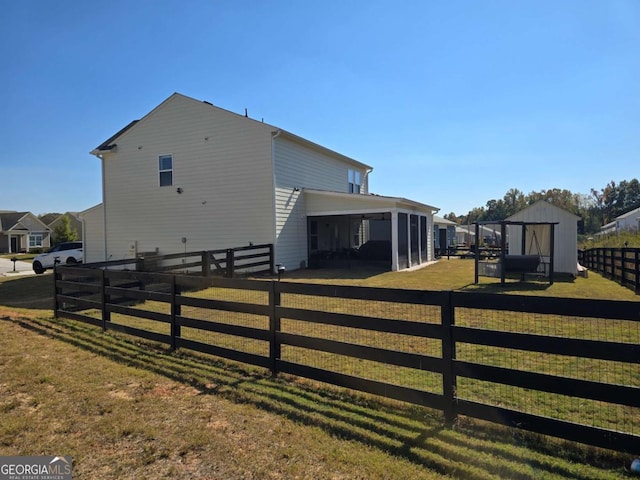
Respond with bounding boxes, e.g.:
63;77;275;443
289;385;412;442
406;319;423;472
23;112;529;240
4;314;628;479
460;273;578;294
281;262;390;281
0;274;54;310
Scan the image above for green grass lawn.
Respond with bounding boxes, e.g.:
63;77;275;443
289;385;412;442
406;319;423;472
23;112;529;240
281;257;640;300
0;253;37;262
1;260;639;478
0;311;630;479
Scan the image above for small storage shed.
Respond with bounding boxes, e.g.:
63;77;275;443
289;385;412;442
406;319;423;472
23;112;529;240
506;200;579;276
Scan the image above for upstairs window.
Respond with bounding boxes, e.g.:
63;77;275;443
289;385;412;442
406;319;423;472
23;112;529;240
159;154;173;187
348;169;361;194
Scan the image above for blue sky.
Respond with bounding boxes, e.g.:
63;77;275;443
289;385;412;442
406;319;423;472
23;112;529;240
1;1;638;216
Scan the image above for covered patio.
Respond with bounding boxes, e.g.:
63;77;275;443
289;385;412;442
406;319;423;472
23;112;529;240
304;189;438;271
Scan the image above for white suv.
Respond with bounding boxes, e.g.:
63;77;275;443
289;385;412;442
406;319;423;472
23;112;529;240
32;241;83;274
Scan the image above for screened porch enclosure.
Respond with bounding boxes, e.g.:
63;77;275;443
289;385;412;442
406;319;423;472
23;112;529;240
306;211;431;271
307;213;391;269
303;189;437;271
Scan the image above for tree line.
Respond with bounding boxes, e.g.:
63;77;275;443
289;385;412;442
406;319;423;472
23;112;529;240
443;179;640;234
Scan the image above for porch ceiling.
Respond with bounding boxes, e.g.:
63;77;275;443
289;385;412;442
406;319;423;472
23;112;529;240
304;189;438;216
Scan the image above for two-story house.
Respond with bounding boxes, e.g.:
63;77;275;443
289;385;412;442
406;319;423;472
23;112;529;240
85;93;438;272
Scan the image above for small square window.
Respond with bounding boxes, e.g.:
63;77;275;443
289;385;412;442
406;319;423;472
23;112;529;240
159;154;173;187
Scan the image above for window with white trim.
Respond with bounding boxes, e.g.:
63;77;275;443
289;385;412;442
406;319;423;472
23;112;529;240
29;233;43;248
348;169;361;194
159;154;173;187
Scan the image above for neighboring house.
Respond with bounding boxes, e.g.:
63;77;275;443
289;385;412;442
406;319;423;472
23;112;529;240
41;212;83;243
506;200;580;276
0;211;51;253
598;205;640;236
454;224;501;247
455;225;473;246
433;216;456;253
86;93;439;271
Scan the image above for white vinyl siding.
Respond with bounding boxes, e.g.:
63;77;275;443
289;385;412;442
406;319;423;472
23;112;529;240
101;94;275;262
81;204;105;263
272;136;369;270
273;137;364;192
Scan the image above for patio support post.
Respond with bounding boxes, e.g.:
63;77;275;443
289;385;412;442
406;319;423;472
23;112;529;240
474;222;480;284
390;210;399;271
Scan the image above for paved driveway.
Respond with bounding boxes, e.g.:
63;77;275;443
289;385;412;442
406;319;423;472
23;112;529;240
0;257;36;277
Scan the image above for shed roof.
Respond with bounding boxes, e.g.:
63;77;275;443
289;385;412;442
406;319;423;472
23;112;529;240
506;200;580;222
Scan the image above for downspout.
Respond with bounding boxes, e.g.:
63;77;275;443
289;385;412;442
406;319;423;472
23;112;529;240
90;149;109;262
100;154;108;262
364;167;373;194
270;130;282;273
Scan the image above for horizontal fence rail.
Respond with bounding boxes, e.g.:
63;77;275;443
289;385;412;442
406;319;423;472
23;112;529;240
579;247;640;293
78;244;274;278
54;266;640;454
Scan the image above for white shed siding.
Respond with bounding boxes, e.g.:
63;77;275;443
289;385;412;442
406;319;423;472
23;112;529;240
80;204;105;263
507;201;579;275
101;94;275;261
272;136;369;270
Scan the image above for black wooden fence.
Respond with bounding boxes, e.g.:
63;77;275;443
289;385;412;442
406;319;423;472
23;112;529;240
579;247;640;293
53;267;640;454
77;244;274;278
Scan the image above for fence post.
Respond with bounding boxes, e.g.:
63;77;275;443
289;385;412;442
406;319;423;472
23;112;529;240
226;249;234;278
101;270;110;331
636;249;640;294
171;276;181;351
269;280;281;377
441;291;457;426
53;266;59;319
269;244;275;275
202;251;211;277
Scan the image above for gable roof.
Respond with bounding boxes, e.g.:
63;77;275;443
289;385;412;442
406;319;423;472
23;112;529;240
0;212;50;233
0;212;29;231
506;200;580;222
90;92;373;170
434;215;456;226
615;205;640;221
39;213;62;225
94;120;139;152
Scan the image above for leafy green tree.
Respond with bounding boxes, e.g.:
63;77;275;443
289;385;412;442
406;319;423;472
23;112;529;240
443;212;459;223
52;214;79;244
453;178;639;235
